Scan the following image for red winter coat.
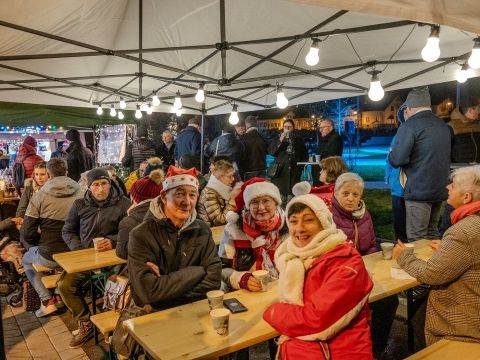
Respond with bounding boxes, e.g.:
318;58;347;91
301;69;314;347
331;197;378;255
15;144;43;179
263;244;373;360
310;183;335;209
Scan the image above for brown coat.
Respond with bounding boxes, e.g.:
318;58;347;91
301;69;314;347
197;187;235;226
398;213;480;345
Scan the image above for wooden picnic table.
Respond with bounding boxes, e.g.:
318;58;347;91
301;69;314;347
52;248;126;273
211;225;225;246
124;239;433;360
406;339;480;360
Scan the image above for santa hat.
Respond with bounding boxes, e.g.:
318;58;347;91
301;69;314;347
162;165;199;192
130;169;164;203
286;193;336;232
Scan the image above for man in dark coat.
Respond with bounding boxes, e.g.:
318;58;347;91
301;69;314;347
64;129;94;182
122;125;156;173
59;168;130;348
156;130;176;169
389;87;451;240
174;117;202;170
207;123;244;170
242;116;269;180
316;118;344;159
127;166;221;311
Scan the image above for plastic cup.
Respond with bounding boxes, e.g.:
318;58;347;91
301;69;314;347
315;154;321;163
252;270;269;291
92;237;104;251
207;290;224;310
404;243;415;252
380;243;394;260
210;308;230;335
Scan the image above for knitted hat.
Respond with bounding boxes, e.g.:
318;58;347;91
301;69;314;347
130;169;164;203
405;87;431;108
65;129;81;142
23;136;37;148
286;193;336;232
87;168;110;187
235;177;281;211
162;165;199;192
397;101;407;123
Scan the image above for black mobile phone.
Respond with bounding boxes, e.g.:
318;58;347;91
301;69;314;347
223;298;248;313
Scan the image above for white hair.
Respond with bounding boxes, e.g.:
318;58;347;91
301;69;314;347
334;172;365;194
451;165;480;200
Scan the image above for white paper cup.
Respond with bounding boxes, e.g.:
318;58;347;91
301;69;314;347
315;154;321;163
252;270;269;291
207;290;224;310
404;243;415;252
380;243;394;260
210;308;230;335
92;237;104;251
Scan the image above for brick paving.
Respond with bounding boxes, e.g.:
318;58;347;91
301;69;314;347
1;298;88;360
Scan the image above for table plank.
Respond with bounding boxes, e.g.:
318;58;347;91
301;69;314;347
52;248;126;273
211;225;225;246
406;339;480;359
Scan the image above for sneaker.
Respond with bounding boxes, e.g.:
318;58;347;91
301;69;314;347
53;294;65;309
35;299;57;317
69;320;94;348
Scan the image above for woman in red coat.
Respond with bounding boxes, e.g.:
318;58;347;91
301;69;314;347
15;136;43;179
263;193;373;359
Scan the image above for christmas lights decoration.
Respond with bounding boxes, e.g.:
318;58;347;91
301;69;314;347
96;125;126;164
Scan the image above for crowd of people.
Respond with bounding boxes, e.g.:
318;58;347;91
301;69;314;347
0;85;479;359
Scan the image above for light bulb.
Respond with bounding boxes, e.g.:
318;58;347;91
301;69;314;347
195;84;205;103
135;105;142;119
173;92;182;111
176;107;182;116
368;73;385;101
229;105;239;125
152;94;160;106
468;38;480;70
276;90;289;109
456;64;470;83
140;103;149;111
305;39;320;66
117;111;124;120
146;104;153;115
119;98;126;109
421;26;440;62
110;105;117;117
96;105;103;115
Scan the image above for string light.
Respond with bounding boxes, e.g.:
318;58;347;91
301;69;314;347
368;71;385;101
468;37;480;70
110;104;117;117
119;98;126;109
152;93;161;106
173;91;182;111
96;105;103;115
229;104;239;125
456;63;471;83
96;125;126;163
146;104;153;115
305;39;320;66
276;83;289;109
117;111;124;120
421;25;441;62
195;83;205;103
175;108;182;117
135;104;142;119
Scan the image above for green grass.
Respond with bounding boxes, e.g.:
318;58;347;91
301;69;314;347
363;188;394;240
352;165;385;181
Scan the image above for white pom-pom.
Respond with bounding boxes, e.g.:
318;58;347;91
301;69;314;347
226;211;239;224
292;181;311;197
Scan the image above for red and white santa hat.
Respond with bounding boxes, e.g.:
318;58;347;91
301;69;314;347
162;165;199;192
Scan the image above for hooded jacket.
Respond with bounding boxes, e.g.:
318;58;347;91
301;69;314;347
15;143;43;179
242;127;268;173
62;182;130;250
116;200;151;260
65;142;94;182
122;137;157;172
20;176;84;261
174;125;201;162
207;132;244;166
127;198;221;310
16;178;42;218
448;108;480;163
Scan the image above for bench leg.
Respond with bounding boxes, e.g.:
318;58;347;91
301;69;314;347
407;289;414;353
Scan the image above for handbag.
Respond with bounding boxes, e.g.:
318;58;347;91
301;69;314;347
267;162;282;179
22;280;40;312
111;298;153;358
103;270;131;312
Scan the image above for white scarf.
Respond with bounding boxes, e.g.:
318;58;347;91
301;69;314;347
206;174;232;201
275;228;346;306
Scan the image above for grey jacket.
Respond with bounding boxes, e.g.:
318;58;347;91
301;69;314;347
127;198;222;310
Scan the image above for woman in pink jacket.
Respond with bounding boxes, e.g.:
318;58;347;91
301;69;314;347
263;193;373;359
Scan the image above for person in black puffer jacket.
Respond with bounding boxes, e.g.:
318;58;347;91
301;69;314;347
64;129;94;182
207;123;244;171
122;125;157;172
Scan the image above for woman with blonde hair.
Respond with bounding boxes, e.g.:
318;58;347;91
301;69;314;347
16;160;49;218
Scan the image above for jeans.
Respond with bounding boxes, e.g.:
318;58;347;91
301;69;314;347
405;201;442;241
57;271;91;321
392;195;407;242
22;247;59;302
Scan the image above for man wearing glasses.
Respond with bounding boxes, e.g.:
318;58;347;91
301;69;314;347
316;118;344;161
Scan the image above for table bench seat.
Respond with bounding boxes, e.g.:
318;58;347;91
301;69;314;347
91;310;120;338
33;263;53;272
41;274;62;289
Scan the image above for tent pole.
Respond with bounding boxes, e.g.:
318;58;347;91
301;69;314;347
139;0;143;100
200;104;206;173
220;0;227;82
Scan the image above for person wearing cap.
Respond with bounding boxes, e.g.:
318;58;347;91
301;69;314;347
174;117;202;170
64;129;94;182
242;115;269;180
116;168;164;260
127;165;221;310
388;87;451;241
121;124;156;173
59;167;130;348
263;193;373;359
219;178;287;292
14;135;43;179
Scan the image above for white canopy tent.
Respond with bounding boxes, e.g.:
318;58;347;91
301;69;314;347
0;0;479;117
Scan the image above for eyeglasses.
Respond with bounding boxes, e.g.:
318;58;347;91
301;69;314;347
250;198;275;208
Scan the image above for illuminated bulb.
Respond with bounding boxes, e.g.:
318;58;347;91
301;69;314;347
119;98;126;109
140;103;149;111
117;111;124;120
146;104;153;115
468;38;480;70
195;84;205;103
175;108;182;116
135;105;142;119
276;88;289;109
368;72;385;101
456;63;472;83
152;94;160;106
96;105;103;115
110;105;117;117
421;26;441;62
173;92;182;111
305;39;320;66
229;104;239;125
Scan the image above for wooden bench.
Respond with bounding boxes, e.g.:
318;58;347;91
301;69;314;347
41;273;62;289
33;263;53;272
211;225;225;246
406;339;480;359
90;310;120;341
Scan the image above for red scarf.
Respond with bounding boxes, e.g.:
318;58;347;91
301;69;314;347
450;200;480;225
